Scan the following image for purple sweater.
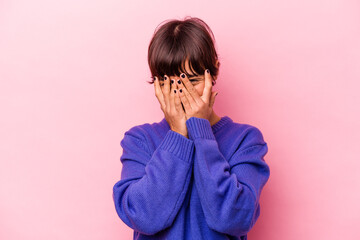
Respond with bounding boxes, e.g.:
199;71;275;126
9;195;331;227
112;116;270;240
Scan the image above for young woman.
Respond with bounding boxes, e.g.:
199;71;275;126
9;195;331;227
112;17;270;240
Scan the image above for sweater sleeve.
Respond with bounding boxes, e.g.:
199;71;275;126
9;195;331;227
186;117;270;236
112;128;195;235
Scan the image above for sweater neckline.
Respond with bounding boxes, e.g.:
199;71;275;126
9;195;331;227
211;115;232;133
160;115;232;134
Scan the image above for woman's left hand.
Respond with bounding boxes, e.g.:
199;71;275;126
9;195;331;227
177;69;218;122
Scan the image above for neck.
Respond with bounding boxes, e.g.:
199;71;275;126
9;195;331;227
209;110;222;127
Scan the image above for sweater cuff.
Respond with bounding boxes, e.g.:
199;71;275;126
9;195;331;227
158;130;195;163
186;117;216;140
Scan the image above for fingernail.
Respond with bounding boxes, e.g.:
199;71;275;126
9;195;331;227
164;75;167;80
180;73;186;78
206;69;210;74
177;80;181;84
179;89;182;93
171;79;174;84
215;92;218;96
174;89;177;93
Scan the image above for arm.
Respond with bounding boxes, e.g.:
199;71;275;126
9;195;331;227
186;117;270;236
112;128;195;235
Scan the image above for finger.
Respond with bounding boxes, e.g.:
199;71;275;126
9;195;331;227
176;78;192;113
174;84;183;114
202;69;213;104
175;78;185;110
154;76;166;110
178;87;192;114
163;75;170;110
180;72;202;105
169;78;178;114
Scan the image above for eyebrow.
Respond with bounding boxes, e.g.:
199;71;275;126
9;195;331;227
187;74;197;77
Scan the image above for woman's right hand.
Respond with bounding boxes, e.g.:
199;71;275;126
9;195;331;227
154;75;188;138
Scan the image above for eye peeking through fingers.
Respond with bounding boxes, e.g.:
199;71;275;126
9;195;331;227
155;75;200;87
189;79;198;85
157;79;164;87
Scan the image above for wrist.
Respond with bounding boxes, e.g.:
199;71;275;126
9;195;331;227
171;128;188;139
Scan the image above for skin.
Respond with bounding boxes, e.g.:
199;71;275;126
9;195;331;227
154;59;221;138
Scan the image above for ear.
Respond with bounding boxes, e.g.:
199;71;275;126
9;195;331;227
213;59;220;80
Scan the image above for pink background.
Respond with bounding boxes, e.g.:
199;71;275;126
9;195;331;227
1;0;359;239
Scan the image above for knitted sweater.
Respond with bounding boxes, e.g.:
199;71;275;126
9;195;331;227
112;116;270;240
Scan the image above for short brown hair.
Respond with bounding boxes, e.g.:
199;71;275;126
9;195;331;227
147;16;220;86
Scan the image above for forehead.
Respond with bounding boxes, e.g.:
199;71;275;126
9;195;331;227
183;58;199;76
183;59;192;74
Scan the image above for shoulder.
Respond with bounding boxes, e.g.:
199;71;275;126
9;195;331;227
123;123;150;140
219;118;268;165
223;117;267;150
121;119;166;147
